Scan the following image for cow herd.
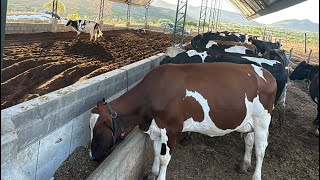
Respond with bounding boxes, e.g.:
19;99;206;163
86;30;318;180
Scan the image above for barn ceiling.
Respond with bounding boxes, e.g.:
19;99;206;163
228;0;307;20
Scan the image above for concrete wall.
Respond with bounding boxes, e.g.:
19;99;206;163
1;53;165;180
5;22;164;34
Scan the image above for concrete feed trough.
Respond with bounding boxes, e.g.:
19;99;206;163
1;53;166;180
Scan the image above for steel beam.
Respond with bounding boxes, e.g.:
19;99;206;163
1;0;8;79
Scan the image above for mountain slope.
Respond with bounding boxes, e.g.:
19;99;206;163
270;19;319;32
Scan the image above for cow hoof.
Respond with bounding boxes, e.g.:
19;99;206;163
237;163;252;174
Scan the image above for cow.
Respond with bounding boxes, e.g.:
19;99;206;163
90;62;277;180
199;40;257;54
65;19;103;42
289;61;319;131
160;50;288;129
248;38;281;54
262;49;289;67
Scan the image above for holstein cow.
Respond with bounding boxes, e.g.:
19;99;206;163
65;19;103;42
289;61;319;133
248;38;281;54
262;49;289;67
160;50;288;129
90;63;277;180
199;39;257;54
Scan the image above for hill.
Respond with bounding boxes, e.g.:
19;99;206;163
150;0;260;26
270;19;319;32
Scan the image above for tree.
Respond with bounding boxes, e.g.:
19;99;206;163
43;1;66;15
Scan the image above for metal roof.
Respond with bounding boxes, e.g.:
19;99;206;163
228;0;307;20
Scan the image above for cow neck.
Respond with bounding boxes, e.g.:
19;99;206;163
109;86;150;129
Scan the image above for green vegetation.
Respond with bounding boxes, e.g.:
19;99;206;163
43;1;66;15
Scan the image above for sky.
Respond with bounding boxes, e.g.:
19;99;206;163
159;0;319;24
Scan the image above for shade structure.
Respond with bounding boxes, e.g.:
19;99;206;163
228;0;307;20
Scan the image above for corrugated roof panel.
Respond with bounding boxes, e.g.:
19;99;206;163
228;0;307;20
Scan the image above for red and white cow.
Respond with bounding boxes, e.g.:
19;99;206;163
89;63;277;180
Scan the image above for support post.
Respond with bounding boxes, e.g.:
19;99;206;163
304;32;307;53
126;3;131;27
288;48;293;62
1;0;8;80
198;0;208;34
99;0;105;21
172;0;188;47
145;3;150;29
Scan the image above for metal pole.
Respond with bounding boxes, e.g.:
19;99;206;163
172;0;181;47
145;4;149;29
304;32;307;53
52;0;55;18
180;0;188;47
1;0;8;80
99;0;105;20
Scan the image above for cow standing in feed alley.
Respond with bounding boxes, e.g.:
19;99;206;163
65;19;103;42
89;62;277;180
289;61;319;136
160;49;288;130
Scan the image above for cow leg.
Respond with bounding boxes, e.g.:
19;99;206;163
252;113;271;180
241;132;254;173
278;83;288;130
151;139;161;178
90;32;93;41
157;130;177;180
77;31;80;41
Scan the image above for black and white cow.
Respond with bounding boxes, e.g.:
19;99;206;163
65;20;103;42
289;61;319;132
262;49;289;67
193;39;257;55
161;50;288;128
248;38;281;54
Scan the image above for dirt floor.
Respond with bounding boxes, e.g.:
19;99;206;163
1;29;190;110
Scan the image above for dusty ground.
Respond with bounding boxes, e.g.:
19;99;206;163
1;29;190;110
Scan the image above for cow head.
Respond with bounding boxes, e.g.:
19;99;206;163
275;41;282;48
89;99;115;161
289;61;309;80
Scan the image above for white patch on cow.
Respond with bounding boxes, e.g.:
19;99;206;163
182;90;256;136
234;33;240;37
206;40;218;49
144;119;171;180
89;114;99;141
228;33;232;35
315;97;318;104
244;35;249;43
89;113;99;158
186;50;208;62
248;73;251;76
224;46;248;54
251;64;267;82
241;56;279;66
219;33;226;36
